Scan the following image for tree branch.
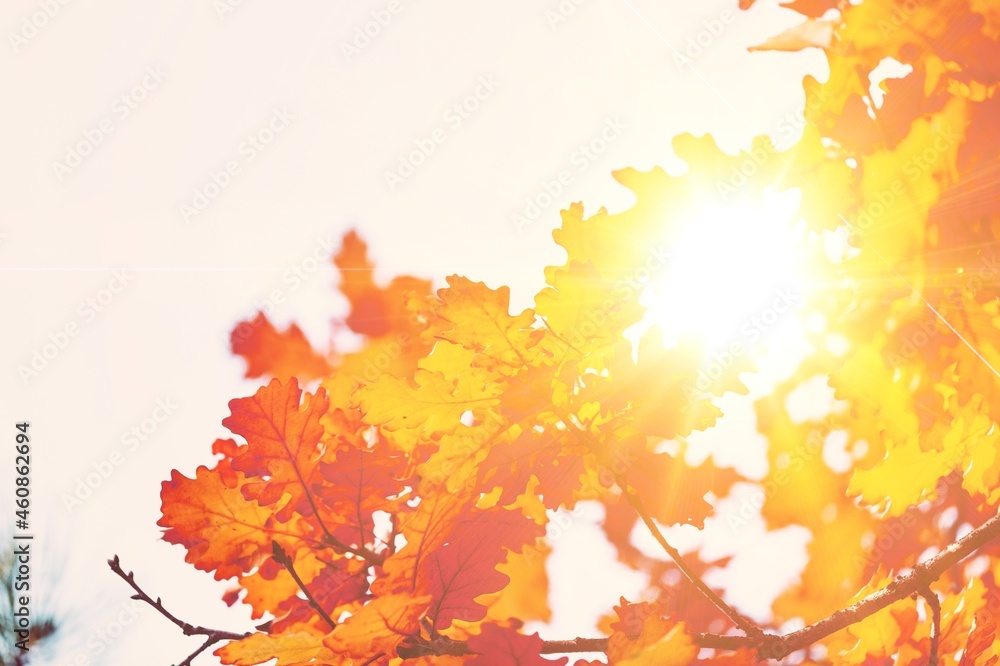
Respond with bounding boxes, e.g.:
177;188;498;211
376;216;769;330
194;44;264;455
553;405;763;639
919;587;941;666
113;507;1000;662
397;509;1000;661
617;474;764;638
271;540;337;630
108;555;250;665
749;508;1000;660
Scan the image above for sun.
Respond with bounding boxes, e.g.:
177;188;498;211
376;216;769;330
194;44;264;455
641;187;808;350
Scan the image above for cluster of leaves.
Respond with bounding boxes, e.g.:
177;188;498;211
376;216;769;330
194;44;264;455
742;0;1000;659
140;0;1000;664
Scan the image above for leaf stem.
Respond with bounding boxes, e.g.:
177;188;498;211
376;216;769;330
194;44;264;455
617;475;764;638
271;541;338;630
553;404;763;639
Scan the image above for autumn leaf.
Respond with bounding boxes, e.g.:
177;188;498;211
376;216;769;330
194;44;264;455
779;0;841;18
231;312;331;382
357;367;504;451
606;598;697;665
466;624;567;665
159;457;312;581
316;446;407;549
421;506;544;628
145;2;1000;665
427;276;546;375
324;593;432;658
334;229;431;338
216;631;339;666
224;378;330;521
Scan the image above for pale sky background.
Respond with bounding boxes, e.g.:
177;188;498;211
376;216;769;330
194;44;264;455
1;1;829;663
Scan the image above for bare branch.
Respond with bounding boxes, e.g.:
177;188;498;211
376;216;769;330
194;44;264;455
108;555;250;665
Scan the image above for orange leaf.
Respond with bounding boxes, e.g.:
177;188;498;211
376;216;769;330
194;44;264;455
324;593;431;658
230;312;331;382
467;624;568;665
224;378;329;521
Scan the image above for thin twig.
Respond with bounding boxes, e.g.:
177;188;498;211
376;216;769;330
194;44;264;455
271;541;338;630
108;556;250;665
552;404;763;639
177;638;221;666
624;478;759;635
919;587;942;666
617;475;764;638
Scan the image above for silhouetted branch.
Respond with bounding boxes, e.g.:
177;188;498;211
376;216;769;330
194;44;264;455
108;556;250;666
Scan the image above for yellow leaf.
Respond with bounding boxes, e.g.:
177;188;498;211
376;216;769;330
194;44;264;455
357;367;503;451
217;631;340;666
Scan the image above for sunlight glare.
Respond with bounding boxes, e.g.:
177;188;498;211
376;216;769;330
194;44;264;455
642;188;806;349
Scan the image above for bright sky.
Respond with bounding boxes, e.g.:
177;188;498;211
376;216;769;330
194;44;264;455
1;1;828;663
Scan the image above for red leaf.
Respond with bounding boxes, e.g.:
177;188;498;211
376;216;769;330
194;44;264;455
316;447;407;548
467;624;568;666
225;378;330;521
423;507;544;628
